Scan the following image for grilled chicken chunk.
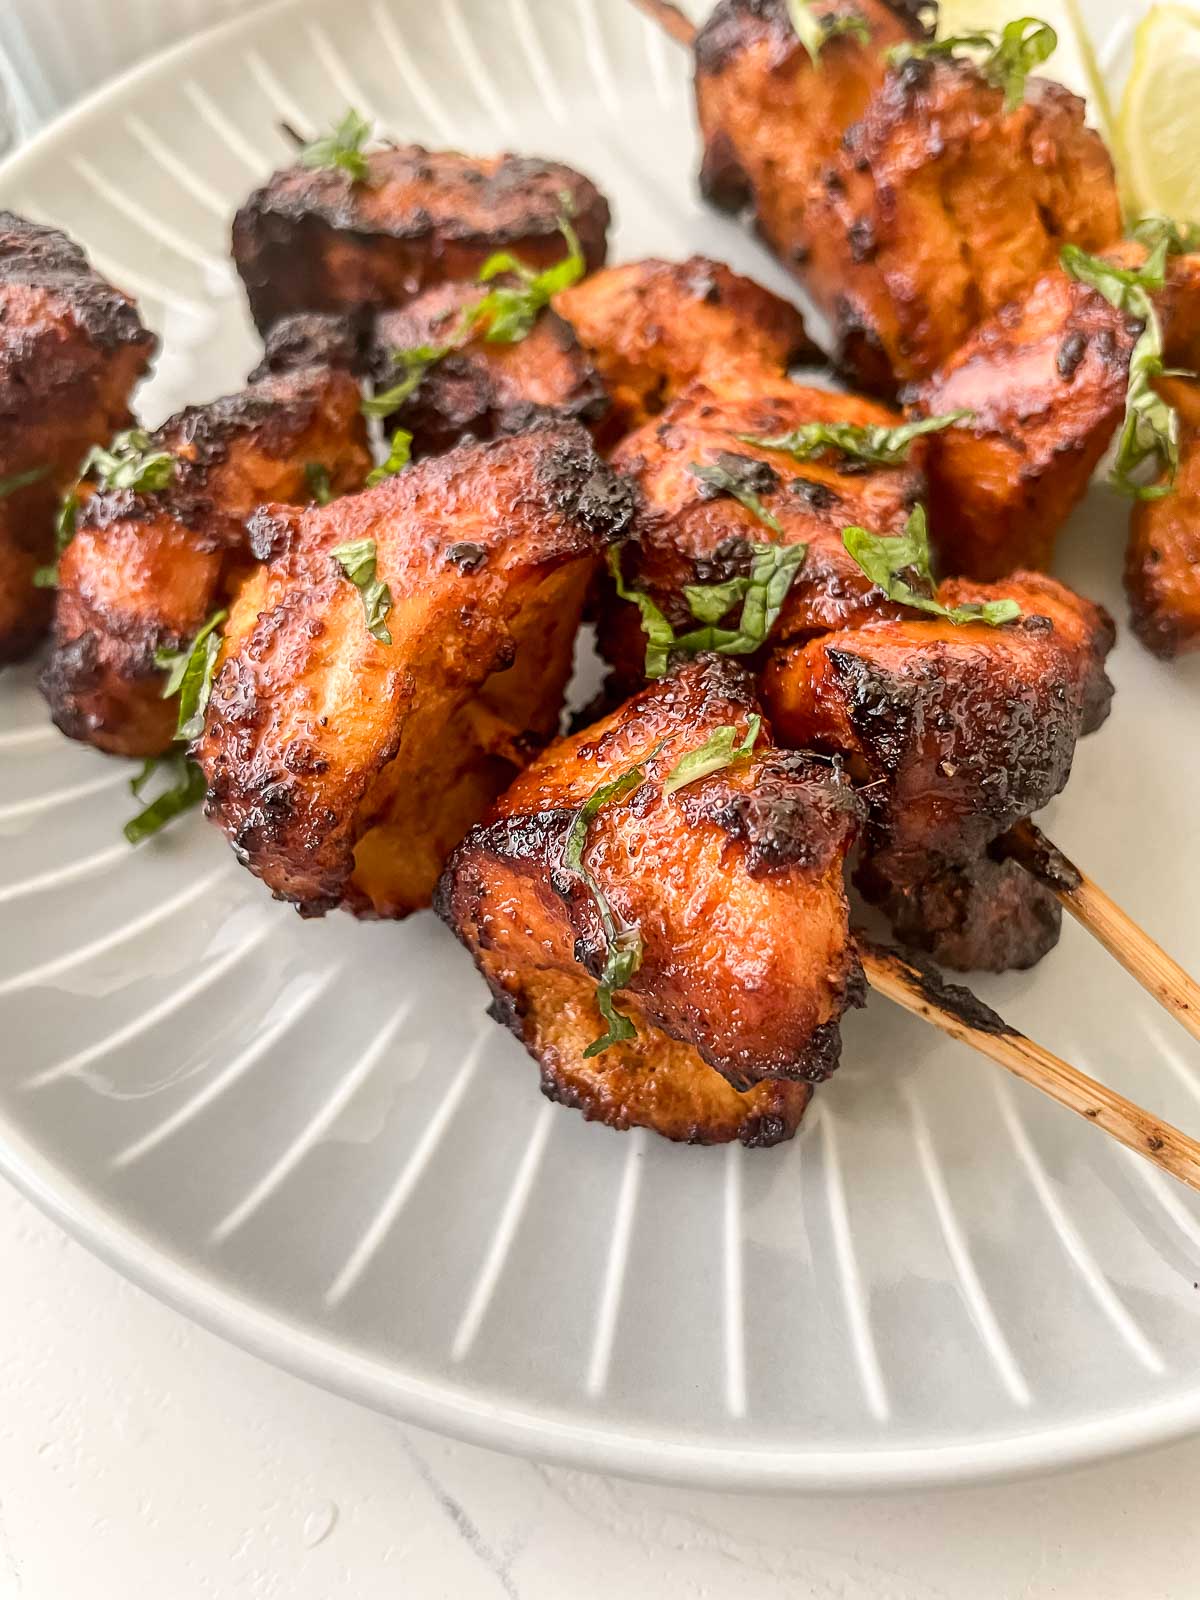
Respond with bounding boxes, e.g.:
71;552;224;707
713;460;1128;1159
912;269;1139;579
248;310;370;381
437;656;864;1144
554;256;818;440
599;369;922;687
695;2;1121;392
762;572;1115;970
0;213;156;663
1127;376;1200;658
369;281;609;454
43;365;370;758
197;424;632;919
232;145;610;333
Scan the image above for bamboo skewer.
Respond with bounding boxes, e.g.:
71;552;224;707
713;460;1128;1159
859;940;1200;1195
629;0;698;46
997;820;1200;1048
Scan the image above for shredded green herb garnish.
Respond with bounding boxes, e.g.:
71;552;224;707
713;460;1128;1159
365;427;413;487
563;755;662;1056
688;456;784;537
124;752;207;846
1061;238;1182;499
155;608;228;741
33;432;175;588
306;462;333;505
738;411;972;468
785;0;870;65
662;716;762;796
888;16;1057;109
80;429;176;495
842;505;1021;625
364;218;586;417
0;464;48;498
607;540;808;678
299;109;373;183
1131;215;1200;256
333;537;393;643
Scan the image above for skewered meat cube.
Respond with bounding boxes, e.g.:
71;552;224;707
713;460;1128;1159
437;655;863;1144
1126;376;1200;658
248;310;371;381
197;423;633;919
43;363;370;759
232;145;610;333
598;368;923;687
0;212;156;663
910;268;1140;580
694;1;1121;392
761;572;1115;971
368;281;609;454
553;255;818;439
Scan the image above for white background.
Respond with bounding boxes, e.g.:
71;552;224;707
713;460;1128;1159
4;0;1199;1594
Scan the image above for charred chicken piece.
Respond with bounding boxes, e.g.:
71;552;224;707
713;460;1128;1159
599;369;922;688
911;268;1139;579
232;145;610;333
553;256;819;440
369;281;609;455
696;0;921;241
44;365;370;758
761;572;1115;971
197;424;633;919
248;310;371;381
437;656;864;1145
0;213;156;663
1126;377;1200;658
695;2;1121;392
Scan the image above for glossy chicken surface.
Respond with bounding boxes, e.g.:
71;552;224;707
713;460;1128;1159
0;213;156;663
437;656;863;1143
912;268;1138;579
554;256;817;440
232;145;610;332
599;369;921;686
762;572;1115;970
370;282;609;455
1127;377;1200;658
197;424;633;919
44;365;370;758
695;2;1121;392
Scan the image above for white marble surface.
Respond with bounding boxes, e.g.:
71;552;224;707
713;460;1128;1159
4;1175;1200;1599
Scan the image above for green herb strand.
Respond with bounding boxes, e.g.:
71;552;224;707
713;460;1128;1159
124;752;208;846
842;505;1021;625
738;410;972;468
333;538;393;643
365;427;413;487
563;757;663;1057
662;715;762;796
1061;238;1181;499
785;0;870;65
306;462;333;505
155;607;228;741
299;109;373;183
0;464;49;498
888;16;1057;109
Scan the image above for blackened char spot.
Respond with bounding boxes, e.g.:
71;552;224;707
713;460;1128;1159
871;940;1023;1037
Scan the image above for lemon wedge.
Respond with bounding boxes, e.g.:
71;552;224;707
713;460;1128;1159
935;0;1114;139
1120;6;1200;224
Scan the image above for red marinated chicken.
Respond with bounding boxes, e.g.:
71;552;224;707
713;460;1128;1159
694;1;1122;392
438;656;863;1145
232;144;609;332
197;424;633;919
762;572;1115;970
43;363;370;758
0;213;156;662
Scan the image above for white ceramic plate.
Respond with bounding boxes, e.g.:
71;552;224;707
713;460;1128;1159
2;0;1200;1492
